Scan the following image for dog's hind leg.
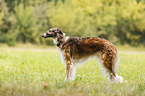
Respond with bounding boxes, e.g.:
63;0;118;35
101;52;123;83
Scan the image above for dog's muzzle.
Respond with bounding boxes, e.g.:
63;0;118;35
42;32;54;38
42;33;47;38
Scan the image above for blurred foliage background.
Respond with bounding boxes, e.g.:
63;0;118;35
0;0;145;46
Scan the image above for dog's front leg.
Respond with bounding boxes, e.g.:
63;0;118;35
64;52;76;81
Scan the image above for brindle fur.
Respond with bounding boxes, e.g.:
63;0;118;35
42;28;123;83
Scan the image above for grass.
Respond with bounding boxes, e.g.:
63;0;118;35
0;46;145;96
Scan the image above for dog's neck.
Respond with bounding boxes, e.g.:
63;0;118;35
53;34;69;48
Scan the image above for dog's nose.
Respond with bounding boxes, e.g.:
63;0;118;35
42;35;44;37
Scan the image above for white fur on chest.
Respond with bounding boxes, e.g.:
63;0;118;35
56;36;70;66
53;38;58;44
57;48;66;66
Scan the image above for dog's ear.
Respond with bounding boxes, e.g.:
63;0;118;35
57;28;63;34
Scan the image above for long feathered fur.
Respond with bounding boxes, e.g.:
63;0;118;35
42;28;123;83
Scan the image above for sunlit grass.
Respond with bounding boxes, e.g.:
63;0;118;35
0;47;145;96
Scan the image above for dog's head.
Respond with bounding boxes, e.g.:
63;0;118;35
42;28;65;38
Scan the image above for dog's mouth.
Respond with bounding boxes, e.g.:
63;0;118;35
42;32;54;38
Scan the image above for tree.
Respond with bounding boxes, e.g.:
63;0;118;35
0;0;15;45
116;0;145;46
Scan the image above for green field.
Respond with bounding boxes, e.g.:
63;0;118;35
0;47;145;96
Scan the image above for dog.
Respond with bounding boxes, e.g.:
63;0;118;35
42;28;123;83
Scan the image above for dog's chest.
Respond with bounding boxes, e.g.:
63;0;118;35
57;48;66;66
